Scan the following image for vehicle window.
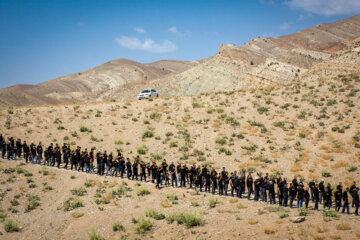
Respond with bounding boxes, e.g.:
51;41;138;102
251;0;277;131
141;90;150;93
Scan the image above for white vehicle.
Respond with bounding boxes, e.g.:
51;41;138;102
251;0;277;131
137;89;159;100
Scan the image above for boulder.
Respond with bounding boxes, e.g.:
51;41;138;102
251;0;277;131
291;216;306;223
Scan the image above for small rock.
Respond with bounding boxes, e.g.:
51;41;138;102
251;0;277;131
291;216;305;223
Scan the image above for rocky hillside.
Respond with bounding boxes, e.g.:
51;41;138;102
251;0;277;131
1;15;360;106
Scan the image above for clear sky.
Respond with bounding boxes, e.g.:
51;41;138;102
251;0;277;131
0;0;359;88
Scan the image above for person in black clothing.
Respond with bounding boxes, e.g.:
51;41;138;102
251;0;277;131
63;149;69;169
254;176;261;201
354;187;359;216
324;188;331;209
180;165;187;187
335;188;342;211
283;183;289;207
151;162;157;183
106;152;113;176
36;142;43;164
169;162;177;187
218;173;224;195
289;183;296;208
132;158;138;180
71;151;77;170
319;180;325;204
201;166;207;189
309;179;315;202
126;158;132;179
205;172;211;193
304;187;310;208
350;181;357;207
292;176;298;190
313;184;320;210
102;151;107;175
147;162;151;177
342;187;350;214
296;185;305;208
211;171;217;194
119;157;125;178
85;153;91;173
230;173;236;197
189;165;196;188
277;178;283;206
140;161;146;182
15;139;21;160
246;173;253;200
268;177;276;204
223;172;229;196
155;166;161;189
23;141;29;163
56;148;61;168
1;140;6;159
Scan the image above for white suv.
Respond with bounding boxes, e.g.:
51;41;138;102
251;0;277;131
137;89;159;100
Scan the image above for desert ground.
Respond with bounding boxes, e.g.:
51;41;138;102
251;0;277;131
0;73;360;239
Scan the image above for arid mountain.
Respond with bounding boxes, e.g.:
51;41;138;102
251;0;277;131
1;14;360;106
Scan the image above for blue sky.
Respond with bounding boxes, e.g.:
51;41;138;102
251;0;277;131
0;0;359;88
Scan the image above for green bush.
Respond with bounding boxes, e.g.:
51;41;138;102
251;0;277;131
166;193;178;201
25;194;40;212
71;187;87;196
166;211;203;228
321;209;338;217
79;125;92;133
4;219;19;232
63;198;84;211
136;187;150;196
347;166;358;172
136;145;148;155
142;129;154;138
112;222;125;232
209;198;220;208
321;170;332;178
88;229;106;240
298;207;309;216
133;217;152;234
145;209;166;220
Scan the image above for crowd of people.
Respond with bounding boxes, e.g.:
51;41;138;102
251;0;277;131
1;134;359;215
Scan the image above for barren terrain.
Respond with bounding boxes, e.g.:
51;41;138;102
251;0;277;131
0;71;360;239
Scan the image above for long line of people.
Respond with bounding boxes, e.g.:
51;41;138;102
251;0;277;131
1;134;359;215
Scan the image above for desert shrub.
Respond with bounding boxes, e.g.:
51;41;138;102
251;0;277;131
79;125;92;133
166;211;203;228
63;198;83;211
257;107;269;114
336;222;351;231
88;229;106;240
25;194;40;212
321;209;338;217
321;170;331;178
169;141;178;148
150;153;162;161
71;131;78;137
264;228;276;234
215;138;227;145
112;222;125;232
145;209;166;220
279;213;289;218
191;201;199;207
142;128;154;138
71;212;84;218
4;168;15;174
298;207;309;216
133;217;152;234
136;145;148;155
4;219;19;232
10;199;19;206
209;198;220;208
166;193;178;201
136;187;150;196
70;187;87;196
347;166;358;172
84;179;95;187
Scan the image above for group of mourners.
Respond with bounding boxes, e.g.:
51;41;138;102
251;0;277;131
1;134;359;215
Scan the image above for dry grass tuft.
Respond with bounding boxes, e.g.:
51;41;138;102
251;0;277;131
316;225;327;233
336;222;351;231
248;220;259;225
71;212;84;218
264;228;276;234
160;200;172;208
